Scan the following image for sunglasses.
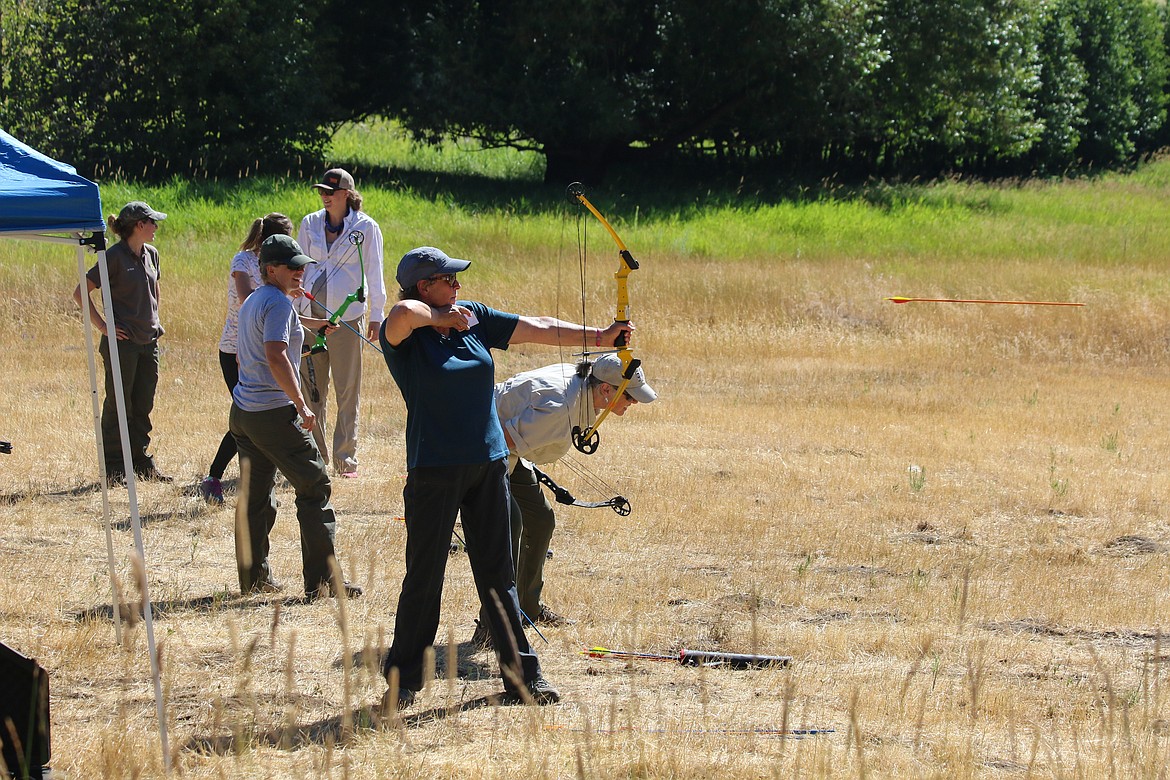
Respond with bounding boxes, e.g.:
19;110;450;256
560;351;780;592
426;273;458;285
608;386;634;402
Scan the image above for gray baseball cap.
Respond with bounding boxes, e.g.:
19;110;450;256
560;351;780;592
591;354;657;403
119;201;167;223
396;246;472;289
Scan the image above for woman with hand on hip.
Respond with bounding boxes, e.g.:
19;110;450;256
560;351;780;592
73;201;170;485
230;234;363;600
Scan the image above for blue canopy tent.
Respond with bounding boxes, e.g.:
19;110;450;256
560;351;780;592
0;129;106;235
0;129;170;770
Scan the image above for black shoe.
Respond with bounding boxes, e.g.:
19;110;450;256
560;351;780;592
469;619;494;651
307;581;364;600
135;466;174;483
504;675;560;705
534;604;575;626
243;577;283;595
380;686;416;713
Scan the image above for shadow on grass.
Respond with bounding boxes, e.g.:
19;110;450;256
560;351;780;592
346;642;496;683
0;481;103;504
0;476;241;509
66;590;300;623
184;693;516;755
980;617;1166;646
168;149;976;224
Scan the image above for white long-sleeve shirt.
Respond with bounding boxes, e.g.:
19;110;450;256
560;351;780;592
295;208;386;323
495;363;597;467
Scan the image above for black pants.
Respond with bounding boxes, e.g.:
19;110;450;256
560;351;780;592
209;350;240;479
383;459;541;692
99;336;159;474
229;403;338;595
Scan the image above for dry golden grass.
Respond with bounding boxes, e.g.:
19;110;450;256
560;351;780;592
3;213;1170;778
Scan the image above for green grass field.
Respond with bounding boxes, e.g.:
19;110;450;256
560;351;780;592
3;123;1170;778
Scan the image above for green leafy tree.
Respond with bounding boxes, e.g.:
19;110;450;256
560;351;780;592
1;0;333;179
1070;0;1167;166
1029;0;1088;173
1120;0;1168;155
391;0;662;181
647;0;891;173
852;0;1043;174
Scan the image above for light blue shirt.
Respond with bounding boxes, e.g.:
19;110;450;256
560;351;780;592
495;363;594;467
233;284;304;412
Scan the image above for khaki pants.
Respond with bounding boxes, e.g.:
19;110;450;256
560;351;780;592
299;319;363;473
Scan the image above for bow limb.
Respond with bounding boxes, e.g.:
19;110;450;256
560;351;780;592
306;230;369;353
531;464;631;516
348;229;367;304
566;182;642;455
302;291;384;354
566;182;639;348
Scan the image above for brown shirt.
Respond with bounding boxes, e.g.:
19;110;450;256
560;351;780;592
86;240;163;344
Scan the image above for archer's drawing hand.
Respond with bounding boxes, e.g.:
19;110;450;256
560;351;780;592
434;304;472;332
600;320;634;347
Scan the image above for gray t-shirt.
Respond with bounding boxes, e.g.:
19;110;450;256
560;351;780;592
232;284;304;412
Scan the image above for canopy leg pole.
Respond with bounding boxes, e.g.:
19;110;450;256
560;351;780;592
77;242;124;644
91;239;172;773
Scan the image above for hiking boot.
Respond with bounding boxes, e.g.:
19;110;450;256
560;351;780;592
244;576;284;595
380;686;416;713
307;581;364;601
199;476;225;504
135;466;174;483
504;675;560;705
535;604;575;626
469;619;493;651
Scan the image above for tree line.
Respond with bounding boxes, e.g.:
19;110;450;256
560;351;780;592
1;0;1167;183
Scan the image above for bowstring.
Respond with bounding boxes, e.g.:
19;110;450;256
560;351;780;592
557;455;625;503
547;201;625;506
576;209;591;433
306;224;364;314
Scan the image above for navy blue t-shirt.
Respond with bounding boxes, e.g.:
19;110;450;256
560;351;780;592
380;300;519;469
